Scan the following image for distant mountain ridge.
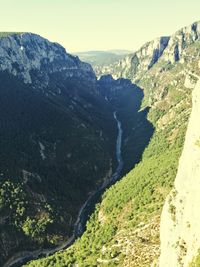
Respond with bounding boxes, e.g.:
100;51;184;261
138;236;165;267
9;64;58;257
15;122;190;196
74;50;132;67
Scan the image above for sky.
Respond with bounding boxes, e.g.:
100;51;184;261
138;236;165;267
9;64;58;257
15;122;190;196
1;0;200;53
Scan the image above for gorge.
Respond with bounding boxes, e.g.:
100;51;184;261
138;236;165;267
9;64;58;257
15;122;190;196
1;20;200;267
23;20;200;267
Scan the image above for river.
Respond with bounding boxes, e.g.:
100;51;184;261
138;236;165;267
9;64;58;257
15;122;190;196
4;111;123;267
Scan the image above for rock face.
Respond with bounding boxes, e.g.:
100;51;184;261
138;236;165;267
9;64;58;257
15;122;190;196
95;21;200;81
0;33;95;87
95;37;169;80
162;22;200;64
159;76;200;266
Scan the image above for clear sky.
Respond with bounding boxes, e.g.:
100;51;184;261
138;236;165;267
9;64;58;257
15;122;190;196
1;0;200;53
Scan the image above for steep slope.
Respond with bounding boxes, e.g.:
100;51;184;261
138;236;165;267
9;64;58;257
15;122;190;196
24;21;200;267
98;75;154;173
159;76;200;266
95;21;200;82
0;33;150;266
0;33;117;265
0;32;95;86
94;36;170;80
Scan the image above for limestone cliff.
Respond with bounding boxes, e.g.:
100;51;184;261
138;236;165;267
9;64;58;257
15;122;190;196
159;75;200;266
95;37;170;80
95;21;200;82
0;33;95;87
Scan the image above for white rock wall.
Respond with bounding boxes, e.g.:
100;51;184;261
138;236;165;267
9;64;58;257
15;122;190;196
0;33;95;87
159;77;200;266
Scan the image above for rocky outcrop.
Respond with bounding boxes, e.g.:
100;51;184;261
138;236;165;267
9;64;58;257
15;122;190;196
159;75;200;266
95;21;200;81
0;33;95;88
162;21;200;64
95;37;170;80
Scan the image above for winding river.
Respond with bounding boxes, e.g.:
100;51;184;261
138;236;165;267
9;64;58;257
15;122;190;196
4;111;123;267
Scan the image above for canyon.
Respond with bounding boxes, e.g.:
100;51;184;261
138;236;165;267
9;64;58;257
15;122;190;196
1;20;200;267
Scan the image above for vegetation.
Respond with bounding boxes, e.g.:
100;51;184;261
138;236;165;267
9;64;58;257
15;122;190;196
195;138;200;147
0;179;53;250
0;180;27;228
98;76;154;174
25;52;192;266
25;111;187;266
0;69;151;265
5;27;200;267
190;250;200;267
0;71;117;265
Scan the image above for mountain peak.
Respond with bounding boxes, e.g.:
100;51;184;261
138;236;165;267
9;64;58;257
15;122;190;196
0;32;95;87
94;20;200;81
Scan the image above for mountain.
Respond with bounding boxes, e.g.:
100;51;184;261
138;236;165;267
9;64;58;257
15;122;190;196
0;33;151;266
0;32;115;266
94;37;170;79
24;21;200;267
74;50;131;67
94;21;200;81
0;33;97;86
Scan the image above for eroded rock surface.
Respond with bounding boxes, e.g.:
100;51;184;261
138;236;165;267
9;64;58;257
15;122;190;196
159;77;200;266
